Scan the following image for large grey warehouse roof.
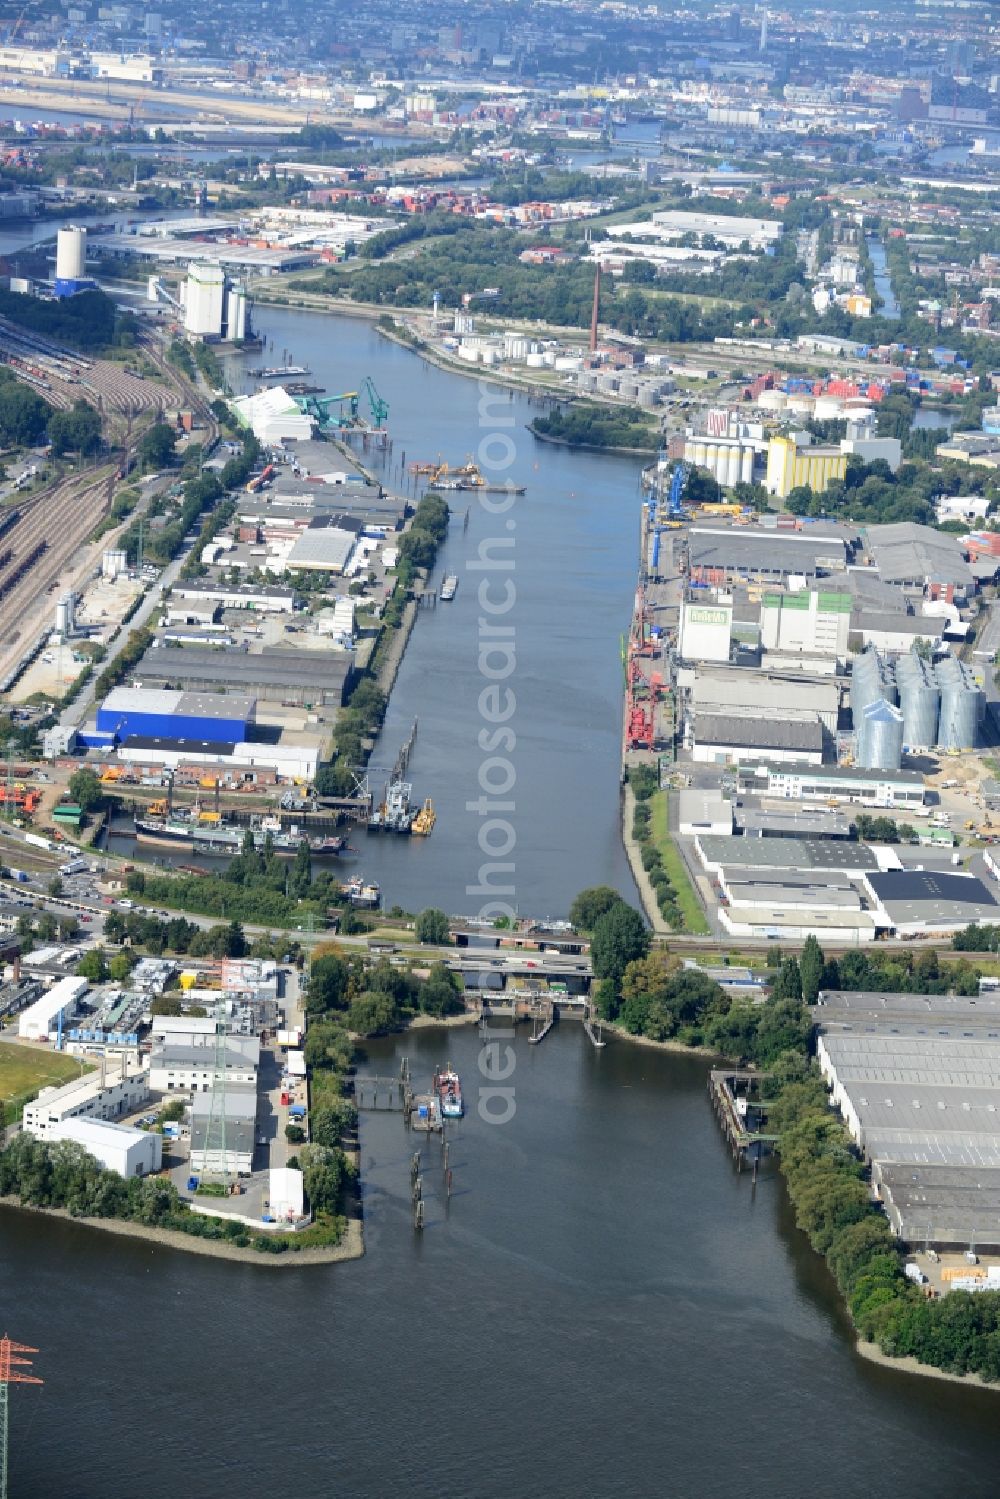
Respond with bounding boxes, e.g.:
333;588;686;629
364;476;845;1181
863;522;973;588
736;807;851;837
689;527;847;576
697;835;878;871
101;685;255;721
694;712;823;753
724;876;861;909
138;647;354;702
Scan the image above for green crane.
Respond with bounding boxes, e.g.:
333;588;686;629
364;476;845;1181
363;377;389;428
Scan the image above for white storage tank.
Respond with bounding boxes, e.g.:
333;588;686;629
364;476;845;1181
814;395;845;420
788;394;815;416
757;390;787;412
740;447;754;484
525;352;545;369
55;225;86;281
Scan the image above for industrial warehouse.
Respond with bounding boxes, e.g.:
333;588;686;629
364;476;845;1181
815;991;1000;1249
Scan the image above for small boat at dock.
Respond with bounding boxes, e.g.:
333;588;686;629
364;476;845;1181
435;1066;463;1119
439;575;458;601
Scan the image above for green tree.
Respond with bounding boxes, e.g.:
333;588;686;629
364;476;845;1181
591;902;649;992
799;935;824;1005
48;400;101;457
68;767;103;812
346;990;400;1036
77;947;108;982
772;957;803;1002
108;951;136;982
136;420;177;471
569;885;624;930
415;907;450;944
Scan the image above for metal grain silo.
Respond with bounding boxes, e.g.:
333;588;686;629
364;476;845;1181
937;679;980;750
897;654;939;750
851;647;895;724
858;698;904;771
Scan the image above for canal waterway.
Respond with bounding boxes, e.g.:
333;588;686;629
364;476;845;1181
114;306;643;919
866;235;899;321
3;1023;1000;1499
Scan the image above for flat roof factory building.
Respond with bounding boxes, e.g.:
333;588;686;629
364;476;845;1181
93;687;255;747
136;646;355;708
45;1117;162;1178
18;976;88;1040
815;990;1000;1246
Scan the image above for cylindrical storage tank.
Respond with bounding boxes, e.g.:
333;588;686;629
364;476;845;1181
740;446;753;484
724;447;739;487
788;394;815;416
692;441;708;468
578;371;598;392
56;225;86;281
898;670;939;750
757;389;787;412
937;682;979;750
858;698;903;771
813;395;845;420
637;386;659;408
526;353;545;369
54;598;69;634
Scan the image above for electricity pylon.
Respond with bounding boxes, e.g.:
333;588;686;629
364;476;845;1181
0;1336;42;1499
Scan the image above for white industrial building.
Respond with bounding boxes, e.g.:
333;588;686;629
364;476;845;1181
46;1116;162;1178
230;385;315;444
22;1059;148;1136
735;760;927;810
610;210;783;251
269;1166;305;1223
18;976;88;1040
678;598;733;663
691;712;824;765
760;589;852;660
183;262;226;338
677;789;733;837
149;1036;260;1094
719;905;877;943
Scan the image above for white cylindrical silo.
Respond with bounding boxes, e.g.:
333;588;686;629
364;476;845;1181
724;447;739;487
56;226;86;281
740;447;753;484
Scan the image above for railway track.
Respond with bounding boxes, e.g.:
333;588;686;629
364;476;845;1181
0;468;115;666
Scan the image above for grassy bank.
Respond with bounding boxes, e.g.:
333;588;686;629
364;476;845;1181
0;1042;92;1127
649;791;709;934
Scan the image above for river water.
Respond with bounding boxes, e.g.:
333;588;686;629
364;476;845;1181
114;305;642;921
3;1022;1000;1499
866;236;899;321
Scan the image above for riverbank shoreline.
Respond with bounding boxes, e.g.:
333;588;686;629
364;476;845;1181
855;1338;1000;1392
622;782;673;935
529;424;658;458
0;1195;365;1266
